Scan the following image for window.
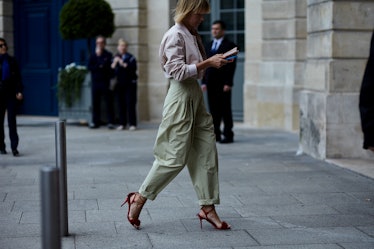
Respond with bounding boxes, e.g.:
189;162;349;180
199;0;245;51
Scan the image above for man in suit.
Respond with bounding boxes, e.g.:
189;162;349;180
202;20;237;143
0;38;23;156
88;36;114;129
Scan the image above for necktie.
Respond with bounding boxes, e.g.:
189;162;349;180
211;41;218;52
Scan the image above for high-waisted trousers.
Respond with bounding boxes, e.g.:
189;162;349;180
139;78;220;206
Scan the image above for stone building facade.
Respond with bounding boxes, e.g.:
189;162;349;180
0;0;373;161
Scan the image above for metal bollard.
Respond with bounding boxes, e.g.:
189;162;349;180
55;120;68;236
40;166;61;249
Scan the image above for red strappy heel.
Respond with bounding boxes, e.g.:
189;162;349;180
197;206;231;230
121;192;145;229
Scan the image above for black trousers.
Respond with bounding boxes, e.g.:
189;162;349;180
116;83;137;127
91;83;114;125
0;96;19;151
207;88;233;140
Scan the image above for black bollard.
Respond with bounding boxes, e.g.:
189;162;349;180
40;166;61;249
55;120;68;236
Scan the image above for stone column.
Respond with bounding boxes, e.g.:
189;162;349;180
145;0;175;121
0;0;14;54
300;0;374;159
244;0;307;131
107;0;149;121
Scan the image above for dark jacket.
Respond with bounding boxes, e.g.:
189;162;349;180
202;38;237;88
0;54;23;98
359;31;374;149
113;52;137;85
88;49;113;84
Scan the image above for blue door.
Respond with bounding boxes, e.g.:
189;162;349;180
14;0;90;116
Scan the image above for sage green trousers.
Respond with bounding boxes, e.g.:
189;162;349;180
139;78;220;206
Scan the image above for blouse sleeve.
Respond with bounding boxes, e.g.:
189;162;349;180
160;32;197;81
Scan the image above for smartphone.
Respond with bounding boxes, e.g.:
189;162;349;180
225;55;237;60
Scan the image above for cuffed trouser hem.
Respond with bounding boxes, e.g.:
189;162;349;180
198;199;220;206
138;189;157;201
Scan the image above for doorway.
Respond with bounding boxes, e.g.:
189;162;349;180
199;0;245;121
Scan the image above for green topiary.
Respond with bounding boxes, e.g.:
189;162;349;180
58;0;115;107
59;0;115;40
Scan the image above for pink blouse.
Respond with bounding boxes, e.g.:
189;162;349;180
159;23;205;81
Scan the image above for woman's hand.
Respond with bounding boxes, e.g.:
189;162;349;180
196;54;233;72
111;56;121;69
208;54;229;68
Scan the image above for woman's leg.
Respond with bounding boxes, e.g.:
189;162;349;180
187;85;230;229
139;96;194;200
186;100;219;206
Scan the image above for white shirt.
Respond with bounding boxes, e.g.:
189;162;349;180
211;37;224;51
159;23;205;81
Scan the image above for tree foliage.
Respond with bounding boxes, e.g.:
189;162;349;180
59;0;115;40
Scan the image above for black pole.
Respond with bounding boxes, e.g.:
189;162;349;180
55;120;68;236
40;166;61;249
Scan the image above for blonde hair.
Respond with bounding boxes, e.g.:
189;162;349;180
173;0;210;23
118;38;128;46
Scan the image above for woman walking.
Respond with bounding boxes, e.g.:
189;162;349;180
122;0;233;230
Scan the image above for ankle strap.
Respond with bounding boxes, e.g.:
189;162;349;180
201;205;215;215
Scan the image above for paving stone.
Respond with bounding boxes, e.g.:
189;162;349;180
75;234;152;249
233;244;342;249
20;210;85;224
0;210;21;223
330;203;374;215
291;192;362;205
68;199;99;211
271;214;374;228
248;227;374;245
357;226;374;237
0;223;40;237
0;200;13;212
12;200;39;212
221;217;283;230
1;118;374;248
235;204;339;217
339;242;374;249
69;221;117;235
236;193;301;206
0;237;42;249
148;230;258;248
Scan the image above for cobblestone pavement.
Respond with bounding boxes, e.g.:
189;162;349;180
0;116;373;249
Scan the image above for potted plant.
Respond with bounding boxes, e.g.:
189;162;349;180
57;63;88;108
58;0;115;122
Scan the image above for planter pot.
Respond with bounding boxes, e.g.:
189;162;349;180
58;73;92;123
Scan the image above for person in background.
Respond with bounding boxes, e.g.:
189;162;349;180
0;38;23;156
359;31;374;152
121;0;232;231
88;35;115;129
111;39;138;131
202;20;237;143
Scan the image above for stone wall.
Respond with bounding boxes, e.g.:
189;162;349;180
300;0;374;159
107;0;174;122
244;0;307;131
107;0;150;121
0;0;13;54
144;0;175;121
